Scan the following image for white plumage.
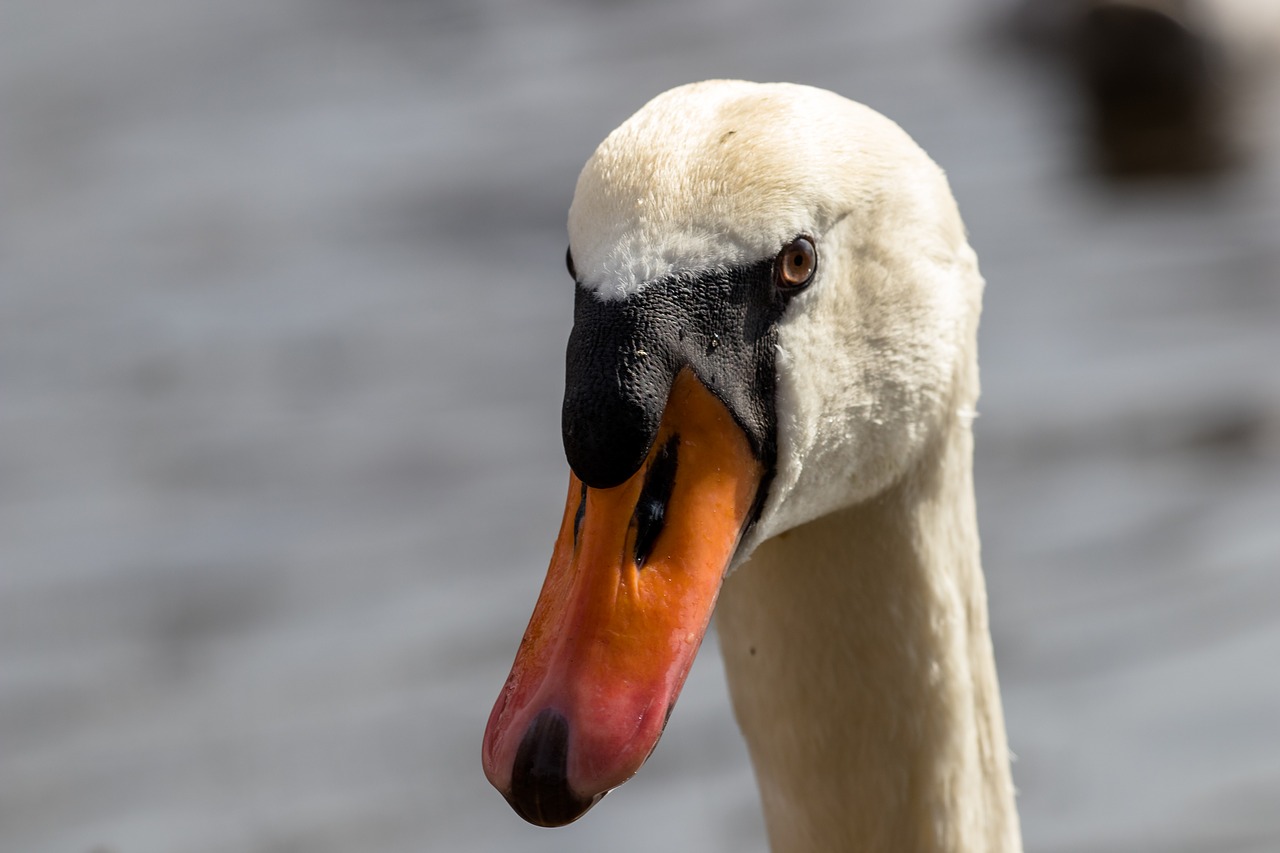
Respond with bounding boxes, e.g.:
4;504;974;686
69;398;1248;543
491;80;1023;852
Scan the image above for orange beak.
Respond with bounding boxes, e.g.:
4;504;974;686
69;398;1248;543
481;369;765;826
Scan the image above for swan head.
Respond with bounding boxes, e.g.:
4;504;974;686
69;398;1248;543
482;80;983;826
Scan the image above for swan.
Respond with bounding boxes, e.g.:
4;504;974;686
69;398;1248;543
481;80;1023;853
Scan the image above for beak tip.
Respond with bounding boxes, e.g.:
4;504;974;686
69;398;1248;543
505;788;605;828
504;708;604;827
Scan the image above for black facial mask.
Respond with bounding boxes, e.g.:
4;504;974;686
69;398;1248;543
561;260;789;491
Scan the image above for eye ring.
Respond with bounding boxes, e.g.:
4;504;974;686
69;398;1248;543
566;246;578;281
774;236;817;292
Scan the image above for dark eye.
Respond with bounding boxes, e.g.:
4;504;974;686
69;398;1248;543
566;246;578;281
774;236;816;291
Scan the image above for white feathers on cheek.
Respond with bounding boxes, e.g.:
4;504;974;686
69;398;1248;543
750;211;978;549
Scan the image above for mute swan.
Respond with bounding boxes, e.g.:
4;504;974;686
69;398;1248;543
482;80;1023;853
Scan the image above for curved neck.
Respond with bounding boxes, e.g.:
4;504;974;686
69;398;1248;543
716;418;1022;853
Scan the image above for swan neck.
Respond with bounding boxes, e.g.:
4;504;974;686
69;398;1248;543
717;420;1022;853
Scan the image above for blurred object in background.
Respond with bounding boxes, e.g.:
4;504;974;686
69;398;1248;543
1012;0;1280;177
1076;0;1239;175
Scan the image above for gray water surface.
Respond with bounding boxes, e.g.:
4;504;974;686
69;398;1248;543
4;1;1279;851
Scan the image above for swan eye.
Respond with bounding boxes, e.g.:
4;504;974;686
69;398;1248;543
774;236;816;291
566;247;578;281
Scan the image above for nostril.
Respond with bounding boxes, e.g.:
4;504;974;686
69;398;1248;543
633;434;680;567
573;481;587;548
506;709;603;827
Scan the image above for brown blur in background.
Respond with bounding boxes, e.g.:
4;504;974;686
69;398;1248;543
3;1;1279;851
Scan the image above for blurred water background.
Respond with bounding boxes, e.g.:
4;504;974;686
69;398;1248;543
4;1;1280;851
